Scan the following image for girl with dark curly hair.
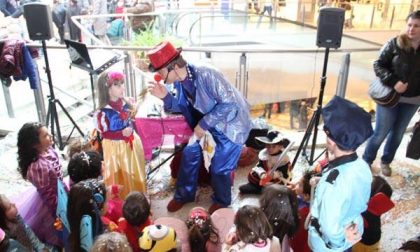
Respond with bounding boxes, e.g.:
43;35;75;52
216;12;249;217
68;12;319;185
16;122;67;248
67;151;103;184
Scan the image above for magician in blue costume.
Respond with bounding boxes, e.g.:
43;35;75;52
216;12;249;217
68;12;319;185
309;96;373;251
146;41;252;213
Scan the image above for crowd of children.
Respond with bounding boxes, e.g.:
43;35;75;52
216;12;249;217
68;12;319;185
2;69;410;252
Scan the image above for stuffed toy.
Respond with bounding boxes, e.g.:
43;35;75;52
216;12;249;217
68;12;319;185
139;224;177;252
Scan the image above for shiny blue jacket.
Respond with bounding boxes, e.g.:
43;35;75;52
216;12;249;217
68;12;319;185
163;63;252;145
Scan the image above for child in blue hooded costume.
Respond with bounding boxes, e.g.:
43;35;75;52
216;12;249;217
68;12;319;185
147;41;252;214
309;96;373;251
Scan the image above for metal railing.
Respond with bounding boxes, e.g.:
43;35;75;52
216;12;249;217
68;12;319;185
1;6;386;130
6;43;377;122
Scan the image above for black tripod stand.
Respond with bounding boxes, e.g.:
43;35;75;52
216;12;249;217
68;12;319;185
41;40;84;150
292;47;330;167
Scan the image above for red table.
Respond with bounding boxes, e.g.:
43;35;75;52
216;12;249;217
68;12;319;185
135;116;193;160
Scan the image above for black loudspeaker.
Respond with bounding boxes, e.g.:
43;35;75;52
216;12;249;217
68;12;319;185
316;7;345;48
24;3;54;40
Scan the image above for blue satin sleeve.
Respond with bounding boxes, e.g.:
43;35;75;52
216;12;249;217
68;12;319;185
104;110;130;131
197;70;241;128
163;91;182;113
193;64;252;144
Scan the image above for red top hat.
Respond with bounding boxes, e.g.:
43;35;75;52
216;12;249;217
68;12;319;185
147;41;182;72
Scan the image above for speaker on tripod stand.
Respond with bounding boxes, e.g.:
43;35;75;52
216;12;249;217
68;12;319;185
24;3;84;150
292;7;345;167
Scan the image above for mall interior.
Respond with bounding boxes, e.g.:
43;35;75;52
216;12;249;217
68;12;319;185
0;0;419;251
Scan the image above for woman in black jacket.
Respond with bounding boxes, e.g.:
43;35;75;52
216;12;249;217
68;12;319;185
363;10;420;176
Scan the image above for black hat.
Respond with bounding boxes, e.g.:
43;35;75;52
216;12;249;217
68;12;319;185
322;96;373;151
256;130;283;144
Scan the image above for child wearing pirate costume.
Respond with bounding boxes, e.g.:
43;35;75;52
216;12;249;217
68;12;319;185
146;41;252;214
239;130;292;195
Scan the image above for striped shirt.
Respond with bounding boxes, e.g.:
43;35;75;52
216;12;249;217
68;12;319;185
26;147;63;213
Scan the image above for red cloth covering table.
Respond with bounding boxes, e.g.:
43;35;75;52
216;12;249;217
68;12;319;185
135;116;193;160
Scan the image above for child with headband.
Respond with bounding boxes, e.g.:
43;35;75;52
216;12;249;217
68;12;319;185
186;207;220;252
94;71;147;198
67;179;107;252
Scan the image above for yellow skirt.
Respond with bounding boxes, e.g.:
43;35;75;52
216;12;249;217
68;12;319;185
102;132;146;198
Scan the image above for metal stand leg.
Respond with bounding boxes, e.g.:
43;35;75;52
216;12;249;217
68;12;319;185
292;47;330;167
42;40;84;150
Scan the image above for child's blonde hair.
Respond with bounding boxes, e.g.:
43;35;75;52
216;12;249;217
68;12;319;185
91;232;132;252
66;137;92;159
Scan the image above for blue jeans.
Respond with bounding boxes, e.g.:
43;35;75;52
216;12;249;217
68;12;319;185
363;102;419;165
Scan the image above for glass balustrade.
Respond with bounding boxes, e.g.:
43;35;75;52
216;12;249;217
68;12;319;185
2;4;410;134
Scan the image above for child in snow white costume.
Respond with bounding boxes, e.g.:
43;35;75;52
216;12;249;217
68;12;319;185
95;71;146;198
